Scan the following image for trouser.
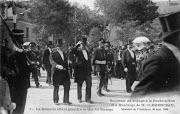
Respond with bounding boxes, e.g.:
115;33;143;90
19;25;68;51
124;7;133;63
97;72;106;94
46;68;51;84
69;64;73;78
53;80;70;103
77;75;92;101
103;72;112;89
12;89;27;114
126;70;137;92
32;68;40;86
115;60;125;79
37;68;41;77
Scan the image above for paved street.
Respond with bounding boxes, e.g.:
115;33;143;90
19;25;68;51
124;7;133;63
24;69;139;114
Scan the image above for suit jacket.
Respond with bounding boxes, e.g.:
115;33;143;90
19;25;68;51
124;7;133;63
71;45;92;82
50;50;69;86
91;48;107;72
122;49;137;72
8;51;31;89
43;49;52;69
132;46;180;96
114;50;123;62
106;50;114;67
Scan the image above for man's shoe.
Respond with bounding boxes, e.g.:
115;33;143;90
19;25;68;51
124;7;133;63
97;92;104;97
36;84;42;88
63;102;72;105
54;101;58;105
127;90;132;93
86;100;93;104
78;100;82;103
104;88;110;92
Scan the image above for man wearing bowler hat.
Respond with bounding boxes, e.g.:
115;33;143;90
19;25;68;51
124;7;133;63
132;11;180;96
71;36;93;103
50;39;72;105
7;29;31;114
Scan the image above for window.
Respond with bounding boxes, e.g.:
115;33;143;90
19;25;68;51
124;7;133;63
25;27;29;38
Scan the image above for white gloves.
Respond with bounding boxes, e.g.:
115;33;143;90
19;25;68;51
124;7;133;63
124;68;128;72
77;41;82;45
56;65;64;70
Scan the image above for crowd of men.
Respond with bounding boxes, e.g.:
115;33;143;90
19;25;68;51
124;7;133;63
0;11;180;114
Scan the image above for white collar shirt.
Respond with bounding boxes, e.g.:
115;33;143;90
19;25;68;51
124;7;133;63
82;50;88;60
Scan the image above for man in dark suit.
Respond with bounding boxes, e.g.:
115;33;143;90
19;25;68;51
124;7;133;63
114;47;125;79
71;37;93;103
92;38;107;96
7;29;31;114
132;12;180;96
50;39;72;105
122;44;137;93
43;43;53;85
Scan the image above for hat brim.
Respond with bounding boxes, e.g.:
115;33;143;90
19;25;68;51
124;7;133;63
161;29;180;40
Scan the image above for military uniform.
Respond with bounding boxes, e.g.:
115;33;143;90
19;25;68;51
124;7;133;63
26;47;41;88
103;50;114;91
92;47;107;96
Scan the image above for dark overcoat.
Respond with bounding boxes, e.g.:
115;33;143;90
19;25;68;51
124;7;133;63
43;49;52;69
71;45;92;83
132;46;180;96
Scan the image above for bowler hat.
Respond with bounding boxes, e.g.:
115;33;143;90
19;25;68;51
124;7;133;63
12;29;24;37
56;39;63;46
12;29;24;45
29;42;36;46
159;11;180;40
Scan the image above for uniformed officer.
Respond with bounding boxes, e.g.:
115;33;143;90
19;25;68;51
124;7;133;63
103;42;114;92
26;42;42;88
92;38;107;96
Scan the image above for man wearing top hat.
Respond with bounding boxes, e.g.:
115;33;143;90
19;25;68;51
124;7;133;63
7;29;31;114
49;39;72;105
132;11;180;96
71;36;93;103
92;38;107;96
43;42;53;85
122;42;137;93
26;42;42;88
